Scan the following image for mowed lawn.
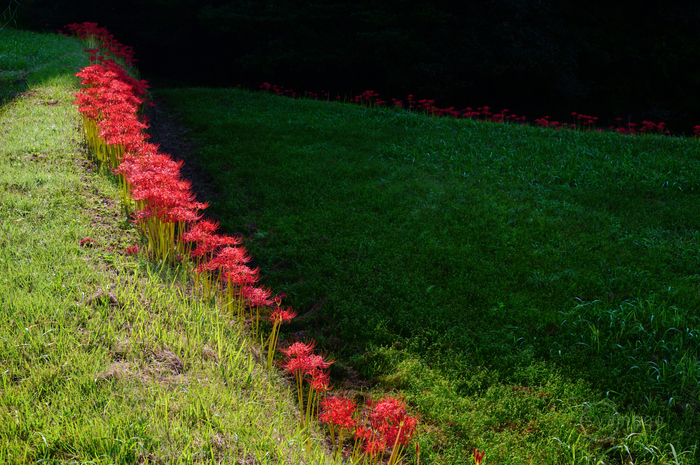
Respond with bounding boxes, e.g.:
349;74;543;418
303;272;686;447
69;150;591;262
156;86;700;464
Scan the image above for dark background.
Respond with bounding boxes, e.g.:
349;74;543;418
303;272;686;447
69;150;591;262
15;0;700;134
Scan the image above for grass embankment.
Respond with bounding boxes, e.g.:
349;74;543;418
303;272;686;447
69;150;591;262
0;29;339;464
158;87;700;464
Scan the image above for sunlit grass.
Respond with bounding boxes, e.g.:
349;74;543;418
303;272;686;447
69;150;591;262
0;29;340;465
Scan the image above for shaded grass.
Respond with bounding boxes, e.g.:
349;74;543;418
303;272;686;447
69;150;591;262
0;28;86;105
158;87;700;464
0;30;340;464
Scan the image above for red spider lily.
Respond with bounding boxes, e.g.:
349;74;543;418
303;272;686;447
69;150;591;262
254;81;691;137
79;237;94;247
320;396;357;430
370;397;417;448
352;396;418;465
241;285;273;308
268;306;297;324
64;22;137;65
73;28;306;396
473;447;485;464
266;307;297;368
280;350;333;384
307;367;331;392
279;341;316;359
280;344;333;427
204;246;258;319
273;292;286;307
320;395;357;458
304;368;331;426
179;219;221;263
300;353;334;374
355;426;387;457
125;245;139;256
241;285;273;336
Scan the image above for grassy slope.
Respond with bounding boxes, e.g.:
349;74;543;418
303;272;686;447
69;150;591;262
0;29;339;465
158;87;700;464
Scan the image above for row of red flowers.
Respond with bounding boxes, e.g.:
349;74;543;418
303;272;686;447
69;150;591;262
260;82;696;138
65;22;421;465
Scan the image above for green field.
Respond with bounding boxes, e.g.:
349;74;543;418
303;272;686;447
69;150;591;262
2;24;699;464
155;86;700;464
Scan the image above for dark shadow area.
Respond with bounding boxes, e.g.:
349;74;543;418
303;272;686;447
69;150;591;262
15;0;700;135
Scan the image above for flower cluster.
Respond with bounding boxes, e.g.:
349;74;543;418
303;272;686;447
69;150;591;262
70;23;288;335
259;82;296;98
571;112;598;131
612;118;669;135
352;90;385;108
256;82;690;138
63;22;136;66
71;24;422;462
279;341;333;428
318;394;419;465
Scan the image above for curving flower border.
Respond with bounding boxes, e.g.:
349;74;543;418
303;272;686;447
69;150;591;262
65;22;420;464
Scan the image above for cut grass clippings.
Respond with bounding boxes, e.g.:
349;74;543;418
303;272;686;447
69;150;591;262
156;86;700;464
0;28;339;465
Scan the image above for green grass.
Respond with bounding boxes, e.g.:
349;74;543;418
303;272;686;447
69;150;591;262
0;28;87;105
0;29;340;464
156;87;700;464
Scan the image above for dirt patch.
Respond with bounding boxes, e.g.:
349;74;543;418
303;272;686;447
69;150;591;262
97;347;186;386
86;288;122;308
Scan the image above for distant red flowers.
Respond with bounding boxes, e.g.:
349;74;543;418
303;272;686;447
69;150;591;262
259;81;693;138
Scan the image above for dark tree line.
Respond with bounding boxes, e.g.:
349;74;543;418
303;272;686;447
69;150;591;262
16;0;700;132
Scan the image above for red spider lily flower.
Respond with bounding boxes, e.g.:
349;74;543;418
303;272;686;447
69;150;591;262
280;354;308;375
320;396;357;430
355;427;387;456
79;237;94;247
320;394;355;458
273;292;286;307
307;367;331;392
241;285;273;308
243;285;274;336
473;447;485;464
205;246;251;274
300;353;334;374
368;397;416;445
221;266;259;288
266;308;299;368
353;395;418;465
125;245;139;255
279;341;316;359
268;307;297;323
